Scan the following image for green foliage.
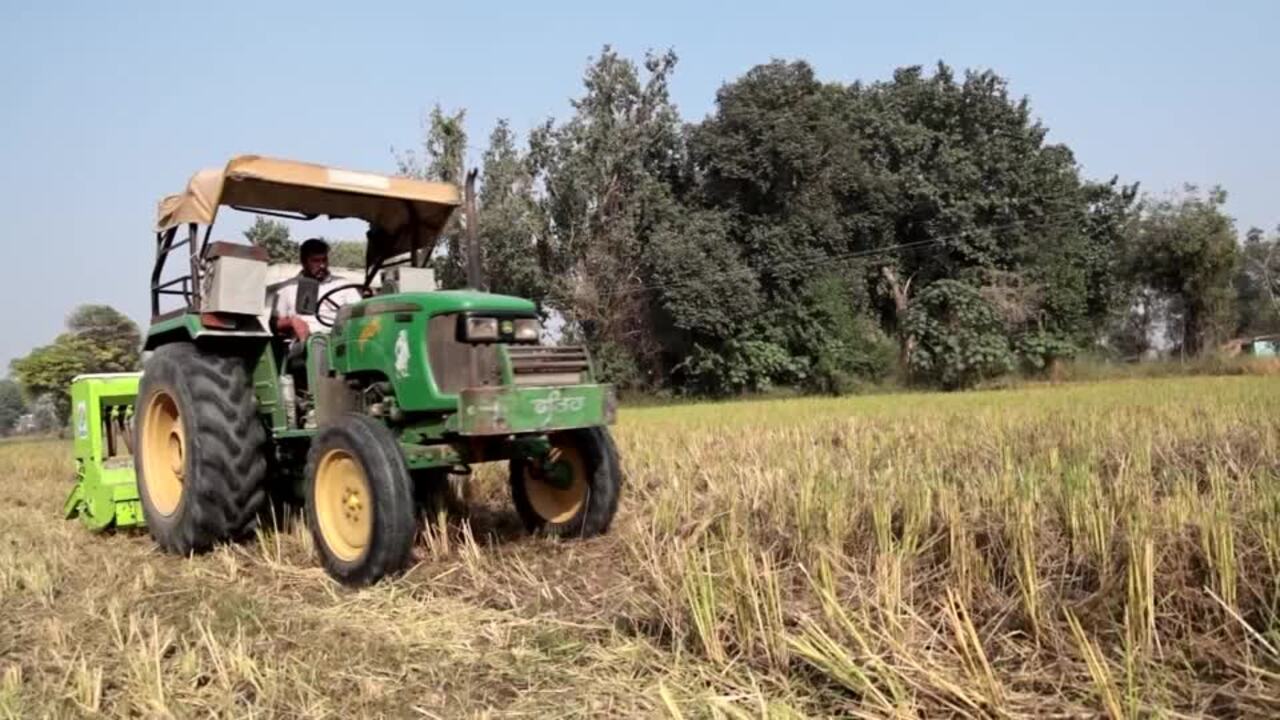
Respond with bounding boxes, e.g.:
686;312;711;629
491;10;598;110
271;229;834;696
528;47;684;386
810;323;898;395
590;340;646;391
243;216;294;264
391;50;1265;396
679;339;805;396
0;379;25;436
478;119;547;301
399;104;469;286
905;280;1013;389
67;305;142;369
646;209;761;340
12;340;92;422
10;305;140;422
327;240;366;269
1014;330;1078;373
684;59;1133;389
1127;186;1239;354
245;216;363;269
1079;179;1141;334
1234;226;1280;337
800;273;896;393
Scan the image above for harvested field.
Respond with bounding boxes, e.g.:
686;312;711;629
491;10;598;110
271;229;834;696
3;375;1280;718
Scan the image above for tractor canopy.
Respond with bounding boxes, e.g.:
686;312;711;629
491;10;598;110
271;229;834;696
155;155;461;265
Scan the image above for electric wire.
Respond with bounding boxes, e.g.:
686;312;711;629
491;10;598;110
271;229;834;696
566;206;1095;304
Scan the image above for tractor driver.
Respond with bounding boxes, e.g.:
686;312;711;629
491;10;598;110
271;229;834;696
270;238;363;341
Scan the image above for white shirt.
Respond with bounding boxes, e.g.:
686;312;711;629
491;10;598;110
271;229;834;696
271;274;363;334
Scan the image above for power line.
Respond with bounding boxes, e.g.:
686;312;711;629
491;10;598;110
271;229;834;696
573;208;1091;304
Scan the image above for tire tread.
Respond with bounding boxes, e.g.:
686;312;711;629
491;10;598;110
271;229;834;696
303;414;417;586
509;426;622;538
136;343;268;554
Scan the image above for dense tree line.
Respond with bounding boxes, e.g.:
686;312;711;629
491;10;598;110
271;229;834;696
404;48;1275;393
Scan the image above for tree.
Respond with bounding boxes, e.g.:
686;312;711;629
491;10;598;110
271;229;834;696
398;104;469;285
1234;226;1280;338
1080;178;1141;338
386;51;1162;394
803;272;897;392
328;240;366;269
1127;186;1239;355
0;379;25;436
68;305;142;370
857;65;1137;352
11;339;93;422
10;304;141;422
477;119;547;302
529;47;686;389
683;60;1125;388
244;216;294;264
685;60;867;391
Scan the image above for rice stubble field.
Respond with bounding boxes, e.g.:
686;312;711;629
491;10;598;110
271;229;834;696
2;374;1280;718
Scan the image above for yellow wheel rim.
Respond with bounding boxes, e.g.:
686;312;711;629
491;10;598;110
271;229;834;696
314;449;372;562
141;390;185;516
524;444;588;524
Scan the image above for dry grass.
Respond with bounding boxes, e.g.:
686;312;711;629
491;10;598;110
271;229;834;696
3;375;1280;718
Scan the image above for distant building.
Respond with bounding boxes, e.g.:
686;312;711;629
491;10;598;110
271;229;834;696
12;412;37;435
1221;334;1280;358
1244;335;1280;357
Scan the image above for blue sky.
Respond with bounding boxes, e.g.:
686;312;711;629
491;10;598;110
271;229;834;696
1;0;1276;370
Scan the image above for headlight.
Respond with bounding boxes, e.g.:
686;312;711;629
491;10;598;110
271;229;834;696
459;315;540;343
463;316;499;342
512;318;540;342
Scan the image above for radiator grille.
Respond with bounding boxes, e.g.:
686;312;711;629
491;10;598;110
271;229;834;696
427;314;499;393
506;345;590;386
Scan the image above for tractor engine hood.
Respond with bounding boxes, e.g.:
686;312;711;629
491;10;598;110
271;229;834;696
334;289;537;327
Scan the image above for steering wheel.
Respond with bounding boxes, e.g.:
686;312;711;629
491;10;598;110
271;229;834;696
315;283;367;327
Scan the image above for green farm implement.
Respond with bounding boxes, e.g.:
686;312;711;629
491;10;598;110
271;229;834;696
67;155;622;586
64;372;146;530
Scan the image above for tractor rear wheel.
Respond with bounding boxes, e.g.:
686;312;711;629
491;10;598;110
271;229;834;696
304;414;417;586
135;343;268;554
509;427;621;538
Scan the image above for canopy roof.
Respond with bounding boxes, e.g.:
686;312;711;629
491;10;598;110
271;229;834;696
155;155;461;261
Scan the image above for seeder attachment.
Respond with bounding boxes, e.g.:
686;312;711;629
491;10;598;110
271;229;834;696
63;373;145;531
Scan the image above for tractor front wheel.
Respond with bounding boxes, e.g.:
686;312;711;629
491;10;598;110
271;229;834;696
509;427;622;538
134;343;268;554
304;414;417;586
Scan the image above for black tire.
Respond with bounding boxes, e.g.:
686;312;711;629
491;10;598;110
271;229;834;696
134;343;268;555
304;414;417;586
509;427;622;538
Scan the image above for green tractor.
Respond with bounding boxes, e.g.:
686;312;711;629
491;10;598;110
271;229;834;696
124;155;620;585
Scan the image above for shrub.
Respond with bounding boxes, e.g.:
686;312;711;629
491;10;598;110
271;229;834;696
905;280;1013;389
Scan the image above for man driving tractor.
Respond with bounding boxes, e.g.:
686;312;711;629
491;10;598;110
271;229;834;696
270;237;363;340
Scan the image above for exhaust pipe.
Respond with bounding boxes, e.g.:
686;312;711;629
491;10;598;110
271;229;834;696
463;168;483;290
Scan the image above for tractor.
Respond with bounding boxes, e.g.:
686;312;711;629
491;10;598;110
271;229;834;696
122;155;621;585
